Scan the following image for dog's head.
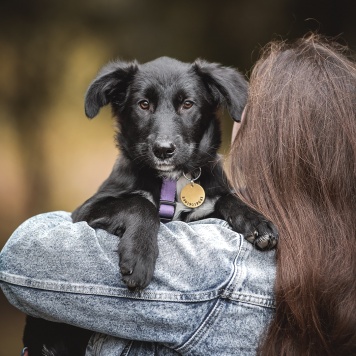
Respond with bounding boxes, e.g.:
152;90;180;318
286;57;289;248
85;57;247;177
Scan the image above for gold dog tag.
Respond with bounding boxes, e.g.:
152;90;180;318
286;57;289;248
180;183;205;208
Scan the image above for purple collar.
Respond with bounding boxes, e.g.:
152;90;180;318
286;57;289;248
159;178;176;222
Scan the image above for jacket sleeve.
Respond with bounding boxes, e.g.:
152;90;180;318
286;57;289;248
0;211;244;349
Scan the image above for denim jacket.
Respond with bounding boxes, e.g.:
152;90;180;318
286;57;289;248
0;211;276;355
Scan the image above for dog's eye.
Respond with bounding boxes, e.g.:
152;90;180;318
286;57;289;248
138;100;150;110
182;100;194;110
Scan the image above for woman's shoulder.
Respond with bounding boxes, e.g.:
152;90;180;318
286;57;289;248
154;218;276;307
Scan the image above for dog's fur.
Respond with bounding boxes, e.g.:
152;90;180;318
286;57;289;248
24;57;278;355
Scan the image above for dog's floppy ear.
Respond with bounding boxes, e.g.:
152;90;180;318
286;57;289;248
192;59;248;122
85;60;139;119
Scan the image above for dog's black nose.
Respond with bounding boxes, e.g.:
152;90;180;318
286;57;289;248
153;141;176;160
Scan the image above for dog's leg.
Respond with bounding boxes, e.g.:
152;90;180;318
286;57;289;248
215;194;278;250
197;164;278;250
73;195;160;289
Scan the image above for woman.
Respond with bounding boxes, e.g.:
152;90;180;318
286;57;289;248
1;34;356;355
231;34;356;355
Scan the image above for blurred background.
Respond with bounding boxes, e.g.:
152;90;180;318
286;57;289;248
1;0;356;354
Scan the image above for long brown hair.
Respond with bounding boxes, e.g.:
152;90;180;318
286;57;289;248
230;34;356;355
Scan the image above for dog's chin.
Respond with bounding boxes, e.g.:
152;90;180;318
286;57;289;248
156;164;175;172
155;164;182;180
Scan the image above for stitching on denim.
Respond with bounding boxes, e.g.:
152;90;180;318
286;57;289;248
0;272;223;302
175;298;223;353
221;240;275;309
230;293;276;308
221;239;248;298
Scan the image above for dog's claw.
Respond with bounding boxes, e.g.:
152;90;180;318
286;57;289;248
119;260;154;290
254;233;277;250
122;276;141;291
228;216;278;251
245;226;278;251
120;267;133;275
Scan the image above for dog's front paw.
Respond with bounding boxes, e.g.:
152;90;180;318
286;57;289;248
237;217;278;250
216;195;278;250
118;232;159;290
226;212;278;250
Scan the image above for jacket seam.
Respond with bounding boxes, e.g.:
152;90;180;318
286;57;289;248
230;292;276;308
220;241;249;298
221;241;275;308
175;298;223;353
174;240;243;353
0;273;223;302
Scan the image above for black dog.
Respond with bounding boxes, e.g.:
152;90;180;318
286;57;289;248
24;57;278;355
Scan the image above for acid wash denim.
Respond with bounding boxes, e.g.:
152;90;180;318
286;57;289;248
0;211;276;356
